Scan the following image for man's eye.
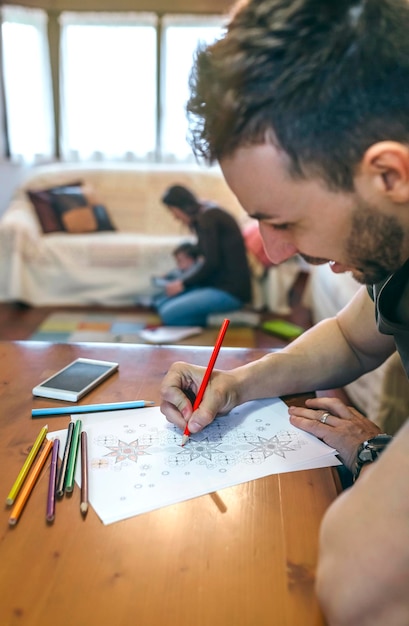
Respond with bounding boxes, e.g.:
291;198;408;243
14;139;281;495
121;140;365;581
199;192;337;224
270;223;290;231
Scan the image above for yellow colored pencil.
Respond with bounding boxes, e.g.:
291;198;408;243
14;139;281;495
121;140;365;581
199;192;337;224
6;425;48;505
9;438;53;526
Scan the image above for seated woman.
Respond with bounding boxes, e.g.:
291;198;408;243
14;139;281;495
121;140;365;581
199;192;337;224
157;184;252;326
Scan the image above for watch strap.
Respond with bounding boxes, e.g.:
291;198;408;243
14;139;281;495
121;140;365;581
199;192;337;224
353;434;393;482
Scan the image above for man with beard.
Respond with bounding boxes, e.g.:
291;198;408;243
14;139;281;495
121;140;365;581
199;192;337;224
159;1;409;624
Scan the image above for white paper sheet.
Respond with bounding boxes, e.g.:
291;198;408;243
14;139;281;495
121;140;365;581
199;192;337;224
48;398;340;525
137;326;203;343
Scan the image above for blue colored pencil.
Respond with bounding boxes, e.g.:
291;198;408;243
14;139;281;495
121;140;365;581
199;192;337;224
32;400;155;418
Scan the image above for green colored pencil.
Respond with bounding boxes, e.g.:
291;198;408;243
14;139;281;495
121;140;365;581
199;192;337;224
65;420;82;493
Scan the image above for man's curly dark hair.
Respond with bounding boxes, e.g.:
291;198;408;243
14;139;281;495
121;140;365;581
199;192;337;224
187;0;409;191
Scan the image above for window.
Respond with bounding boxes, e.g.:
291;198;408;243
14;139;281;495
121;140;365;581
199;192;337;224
60;12;157;162
0;7;226;164
1;5;54;163
161;15;225;162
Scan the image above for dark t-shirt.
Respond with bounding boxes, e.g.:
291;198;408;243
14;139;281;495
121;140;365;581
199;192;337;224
182;204;252;303
368;258;409;377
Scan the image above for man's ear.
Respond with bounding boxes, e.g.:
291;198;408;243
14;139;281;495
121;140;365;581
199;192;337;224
360;141;409;203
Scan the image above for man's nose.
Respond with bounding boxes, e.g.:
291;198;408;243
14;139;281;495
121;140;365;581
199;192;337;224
260;229;298;264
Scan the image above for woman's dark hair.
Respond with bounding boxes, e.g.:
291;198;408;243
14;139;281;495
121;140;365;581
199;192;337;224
161;185;201;216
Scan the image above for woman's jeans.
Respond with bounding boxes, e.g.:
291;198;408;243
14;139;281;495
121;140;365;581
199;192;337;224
156;287;243;326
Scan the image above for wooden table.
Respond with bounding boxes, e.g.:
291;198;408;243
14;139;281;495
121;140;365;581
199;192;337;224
0;341;339;626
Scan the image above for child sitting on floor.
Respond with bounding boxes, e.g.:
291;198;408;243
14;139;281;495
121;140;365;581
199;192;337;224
137;242;203;308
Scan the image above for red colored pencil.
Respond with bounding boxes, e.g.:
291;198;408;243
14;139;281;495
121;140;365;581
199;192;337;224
181;318;230;446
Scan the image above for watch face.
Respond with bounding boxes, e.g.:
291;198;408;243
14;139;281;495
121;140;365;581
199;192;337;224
358;435;393;462
358;447;376;463
355;435;392;481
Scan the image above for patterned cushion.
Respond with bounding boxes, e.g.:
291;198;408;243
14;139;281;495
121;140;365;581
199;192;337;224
27;181;83;233
27;181;115;234
60;205;98;233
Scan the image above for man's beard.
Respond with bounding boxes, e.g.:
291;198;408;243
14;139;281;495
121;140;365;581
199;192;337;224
299;206;405;285
346;208;404;284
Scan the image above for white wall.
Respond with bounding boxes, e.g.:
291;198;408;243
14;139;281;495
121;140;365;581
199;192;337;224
0;162;28;216
0;62;29;215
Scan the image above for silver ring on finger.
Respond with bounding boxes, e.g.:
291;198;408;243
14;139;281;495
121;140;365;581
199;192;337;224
320;411;330;424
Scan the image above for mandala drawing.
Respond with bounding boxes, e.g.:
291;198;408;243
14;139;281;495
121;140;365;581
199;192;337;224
50;398;339;524
95;421;307;471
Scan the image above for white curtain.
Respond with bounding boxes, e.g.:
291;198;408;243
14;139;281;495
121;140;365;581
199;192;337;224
59;12;157;162
161;15;225;163
1;5;54;164
0;8;226;165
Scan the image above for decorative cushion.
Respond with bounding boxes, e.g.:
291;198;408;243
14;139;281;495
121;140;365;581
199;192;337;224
51;188;87;213
60;205;98;233
53;195;116;233
92;204;116;231
27;181;116;234
27;181;83;234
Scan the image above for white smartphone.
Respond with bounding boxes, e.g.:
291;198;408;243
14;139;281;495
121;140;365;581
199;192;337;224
32;357;119;402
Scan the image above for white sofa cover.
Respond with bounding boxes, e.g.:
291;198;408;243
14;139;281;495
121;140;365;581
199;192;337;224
0;162;302;312
306;263;409;434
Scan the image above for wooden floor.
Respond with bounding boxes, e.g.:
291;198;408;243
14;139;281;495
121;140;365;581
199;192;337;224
0;271;349;407
0;272;313;349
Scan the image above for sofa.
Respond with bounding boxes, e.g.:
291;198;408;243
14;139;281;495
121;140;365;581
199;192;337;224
0;162;302;313
305;263;409;434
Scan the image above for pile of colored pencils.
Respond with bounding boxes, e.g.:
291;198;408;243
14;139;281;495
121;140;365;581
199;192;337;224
6;421;88;526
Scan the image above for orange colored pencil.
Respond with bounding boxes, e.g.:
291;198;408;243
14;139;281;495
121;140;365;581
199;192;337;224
9;438;53;526
6;424;48;505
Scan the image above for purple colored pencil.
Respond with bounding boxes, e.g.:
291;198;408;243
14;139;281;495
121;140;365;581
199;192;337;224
46;438;60;523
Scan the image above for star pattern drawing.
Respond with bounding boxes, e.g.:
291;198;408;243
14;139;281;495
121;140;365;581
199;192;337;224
248;433;301;460
95;421;307;471
103;438;151;464
179;437;225;462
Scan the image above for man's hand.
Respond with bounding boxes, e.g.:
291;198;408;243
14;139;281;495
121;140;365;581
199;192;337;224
288;397;381;471
160;361;240;435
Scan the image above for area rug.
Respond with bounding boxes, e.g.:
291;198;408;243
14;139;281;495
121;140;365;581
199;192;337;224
29;311;256;347
29;312;161;344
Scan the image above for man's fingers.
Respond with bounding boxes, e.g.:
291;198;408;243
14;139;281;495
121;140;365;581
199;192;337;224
305;396;355;420
160;363;236;436
160;399;189;431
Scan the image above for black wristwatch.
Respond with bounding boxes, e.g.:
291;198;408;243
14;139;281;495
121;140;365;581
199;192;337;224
353;434;393;481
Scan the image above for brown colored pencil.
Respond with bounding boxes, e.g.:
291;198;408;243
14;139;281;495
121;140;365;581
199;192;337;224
80;431;89;516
